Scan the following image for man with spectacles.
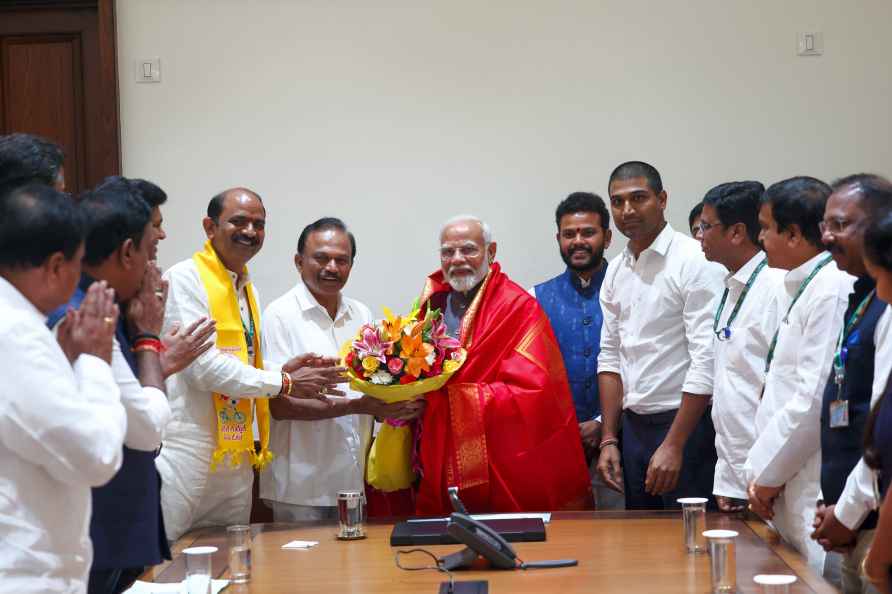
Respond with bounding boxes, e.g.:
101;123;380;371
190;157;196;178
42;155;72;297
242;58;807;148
746;177;855;574
530;192;624;510
810;174;892;594
698;181;785;515
596;161;725;510
412;215;591;515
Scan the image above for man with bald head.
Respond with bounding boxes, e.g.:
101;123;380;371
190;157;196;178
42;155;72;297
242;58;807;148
157;188;347;539
410;215;590;515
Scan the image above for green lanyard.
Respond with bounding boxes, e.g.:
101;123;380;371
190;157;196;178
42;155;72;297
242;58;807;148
713;258;768;341
764;254;833;373
832;289;875;386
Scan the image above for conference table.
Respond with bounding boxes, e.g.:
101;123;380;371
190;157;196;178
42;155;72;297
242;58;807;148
139;511;839;593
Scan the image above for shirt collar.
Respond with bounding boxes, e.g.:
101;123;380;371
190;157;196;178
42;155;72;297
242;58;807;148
623;223;675;262
294;282;350;322
565;261;607;294
0;275;47;325
784;251;829;295
227;269;251;293
726;251;766;289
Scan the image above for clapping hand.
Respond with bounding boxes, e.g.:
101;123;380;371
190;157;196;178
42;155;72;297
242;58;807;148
57;280;119;364
160;317;216;377
126;262;167;337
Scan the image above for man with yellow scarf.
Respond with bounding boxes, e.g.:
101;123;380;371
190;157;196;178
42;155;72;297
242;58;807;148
157;188;347;541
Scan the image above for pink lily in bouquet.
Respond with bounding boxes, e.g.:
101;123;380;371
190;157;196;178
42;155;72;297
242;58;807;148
353;324;392;363
428;318;460;351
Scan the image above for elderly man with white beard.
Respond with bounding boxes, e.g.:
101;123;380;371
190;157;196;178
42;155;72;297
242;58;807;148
409;215;591;515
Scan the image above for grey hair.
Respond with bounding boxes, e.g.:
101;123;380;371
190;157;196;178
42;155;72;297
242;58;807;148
440;214;493;244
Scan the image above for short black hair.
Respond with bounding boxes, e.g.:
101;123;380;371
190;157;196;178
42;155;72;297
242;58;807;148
864;209;892;274
831;173;892;217
297;217;357;260
129;178;167;208
207;187;264;223
555;192;610;231
688;202;703;231
761;176;831;248
0;133;64;195
0;184;84;268
608;161;663;194
702;181;765;244
95;175;167;210
78;181;152;266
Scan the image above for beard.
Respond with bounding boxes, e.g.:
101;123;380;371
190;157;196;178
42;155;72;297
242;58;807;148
445;258;490;293
560;245;604;273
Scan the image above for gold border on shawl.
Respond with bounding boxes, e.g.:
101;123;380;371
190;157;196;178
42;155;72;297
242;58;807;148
458;268;492;350
514;314;550;372
418;278;436;309
448;383;491;490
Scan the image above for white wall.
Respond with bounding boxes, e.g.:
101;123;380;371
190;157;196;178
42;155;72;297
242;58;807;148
116;0;892;313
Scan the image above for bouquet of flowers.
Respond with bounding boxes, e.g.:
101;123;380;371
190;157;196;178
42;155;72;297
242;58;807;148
342;306;467;491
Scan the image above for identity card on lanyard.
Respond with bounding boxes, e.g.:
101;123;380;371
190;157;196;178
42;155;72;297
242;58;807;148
829;289;875;428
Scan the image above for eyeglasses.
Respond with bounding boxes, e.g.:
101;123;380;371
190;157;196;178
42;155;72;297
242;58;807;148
819;218;858;236
697;220;723;234
439;245;481;261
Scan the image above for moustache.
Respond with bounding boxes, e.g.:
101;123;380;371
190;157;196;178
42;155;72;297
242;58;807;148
319;273;341;282
232;234;259;246
568;246;593;256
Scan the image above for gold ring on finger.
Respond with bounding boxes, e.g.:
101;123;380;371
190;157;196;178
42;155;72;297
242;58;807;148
103;317;115;325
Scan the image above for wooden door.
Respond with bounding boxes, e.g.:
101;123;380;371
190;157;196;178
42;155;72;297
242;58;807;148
0;0;120;195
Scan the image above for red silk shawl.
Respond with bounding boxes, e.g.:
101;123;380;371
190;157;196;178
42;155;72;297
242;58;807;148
415;262;591;515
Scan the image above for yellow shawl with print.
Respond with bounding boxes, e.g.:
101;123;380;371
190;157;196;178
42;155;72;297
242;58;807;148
193;240;273;471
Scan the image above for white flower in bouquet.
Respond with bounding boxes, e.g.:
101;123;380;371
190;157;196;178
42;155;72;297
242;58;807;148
369;370;395;385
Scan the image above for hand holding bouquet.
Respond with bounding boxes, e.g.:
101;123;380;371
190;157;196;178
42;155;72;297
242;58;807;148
341;306;467;491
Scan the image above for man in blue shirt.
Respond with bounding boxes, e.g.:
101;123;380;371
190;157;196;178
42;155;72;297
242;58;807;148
533;192;623;509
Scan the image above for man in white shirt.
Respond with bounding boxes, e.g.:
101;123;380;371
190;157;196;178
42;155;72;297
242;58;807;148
260;218;424;521
809;174;892;593
158;189;348;540
47;181;171;594
0;184;127;594
597;161;725;509
697;181;785;513
746;176;855;573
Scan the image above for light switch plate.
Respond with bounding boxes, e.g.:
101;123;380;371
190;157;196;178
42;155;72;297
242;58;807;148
797;32;823;56
136;58;161;83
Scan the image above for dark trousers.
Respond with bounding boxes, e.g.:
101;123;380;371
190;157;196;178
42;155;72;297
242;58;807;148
621;407;717;510
88;567;143;594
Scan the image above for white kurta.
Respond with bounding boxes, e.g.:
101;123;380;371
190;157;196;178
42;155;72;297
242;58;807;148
260;283;374;507
598;224;725;412
0;277;126;594
157;258;283;541
110;339;170;450
746;252;855;572
711;253;785;500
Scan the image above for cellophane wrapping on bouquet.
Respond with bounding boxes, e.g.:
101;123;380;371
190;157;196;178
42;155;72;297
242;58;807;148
341;306;466;491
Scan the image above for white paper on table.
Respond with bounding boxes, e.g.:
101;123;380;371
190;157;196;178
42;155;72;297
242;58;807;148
406;512;551;524
121;578;229;593
282;539;320;549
